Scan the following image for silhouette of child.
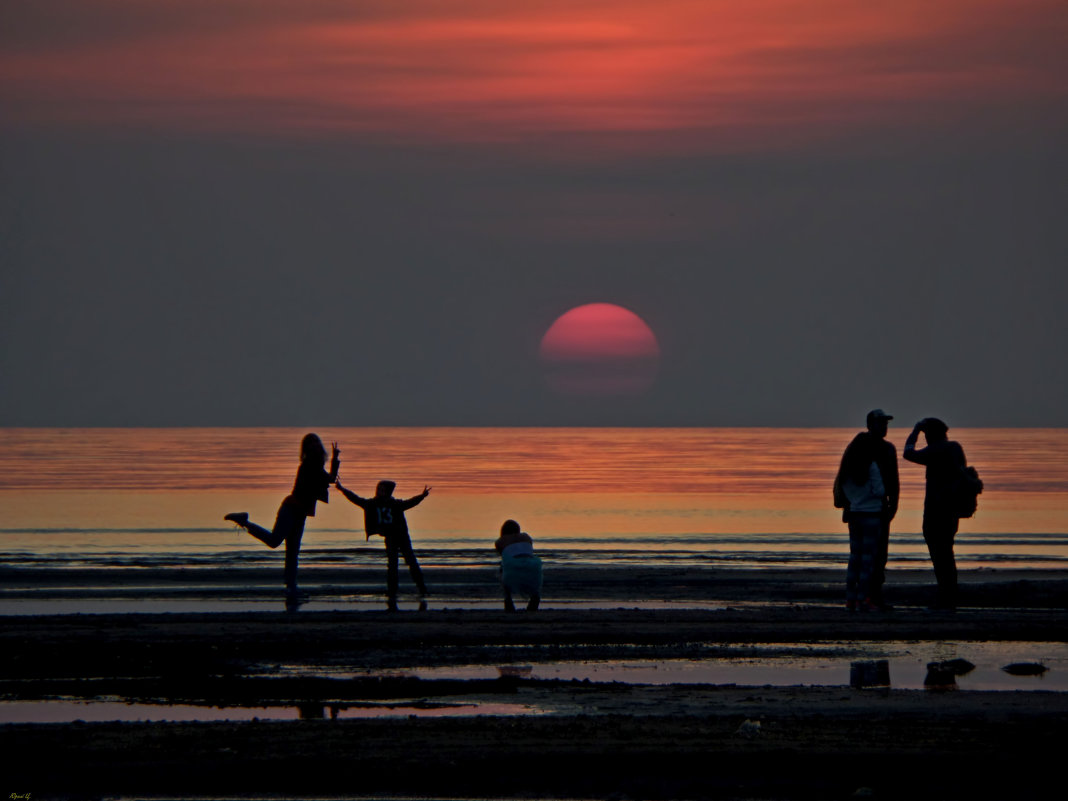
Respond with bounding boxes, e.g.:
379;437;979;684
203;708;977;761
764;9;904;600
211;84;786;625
336;479;430;611
225;433;339;600
495;519;542;612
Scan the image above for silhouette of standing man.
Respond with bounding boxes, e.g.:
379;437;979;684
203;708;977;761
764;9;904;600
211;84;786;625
833;409;899;610
336;479;430;611
904;417;967;611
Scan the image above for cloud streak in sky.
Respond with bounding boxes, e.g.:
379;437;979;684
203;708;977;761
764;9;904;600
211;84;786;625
1;0;1066;426
4;0;1065;148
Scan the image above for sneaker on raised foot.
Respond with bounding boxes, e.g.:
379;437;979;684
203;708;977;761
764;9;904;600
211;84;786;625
223;512;249;527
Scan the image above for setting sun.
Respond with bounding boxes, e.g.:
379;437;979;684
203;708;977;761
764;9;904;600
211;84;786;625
539;303;660;396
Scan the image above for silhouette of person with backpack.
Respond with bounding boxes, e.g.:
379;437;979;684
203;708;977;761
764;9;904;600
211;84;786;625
904;417;978;611
224;433;339;602
833;410;899;611
336;479;430;611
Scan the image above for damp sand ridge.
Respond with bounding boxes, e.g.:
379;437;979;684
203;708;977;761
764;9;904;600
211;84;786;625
3;567;1067;799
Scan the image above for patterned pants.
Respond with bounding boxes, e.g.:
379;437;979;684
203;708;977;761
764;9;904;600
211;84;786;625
846;513;881;604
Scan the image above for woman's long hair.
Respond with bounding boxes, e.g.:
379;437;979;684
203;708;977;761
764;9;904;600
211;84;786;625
300;433;327;465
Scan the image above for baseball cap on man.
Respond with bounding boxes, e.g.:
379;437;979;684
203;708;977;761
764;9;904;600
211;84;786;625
866;409;893;426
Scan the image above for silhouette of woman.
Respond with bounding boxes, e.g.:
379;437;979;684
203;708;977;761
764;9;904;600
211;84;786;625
224;433;339;599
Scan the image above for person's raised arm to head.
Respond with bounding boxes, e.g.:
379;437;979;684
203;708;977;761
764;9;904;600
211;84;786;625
903;421;928;465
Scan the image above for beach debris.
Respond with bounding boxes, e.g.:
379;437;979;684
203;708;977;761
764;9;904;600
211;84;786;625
927;658;976;676
734;718;762;739
498;665;534;679
850;659;891;689
924;664;959;690
1002;662;1048;676
942;658;976;675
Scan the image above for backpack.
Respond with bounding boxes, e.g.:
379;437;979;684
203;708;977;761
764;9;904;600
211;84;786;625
953;465;984;518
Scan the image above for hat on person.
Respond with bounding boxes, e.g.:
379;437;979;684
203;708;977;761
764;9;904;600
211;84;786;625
375;480;396;496
866;408;893;426
919;417;949;436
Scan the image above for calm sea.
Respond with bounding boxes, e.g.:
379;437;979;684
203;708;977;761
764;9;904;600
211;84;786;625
1;427;1066;572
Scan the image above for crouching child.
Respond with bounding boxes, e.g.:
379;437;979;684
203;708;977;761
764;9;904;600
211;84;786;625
495;519;542;612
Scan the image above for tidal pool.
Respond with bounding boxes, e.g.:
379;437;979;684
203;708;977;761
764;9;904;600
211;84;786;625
267;640;1068;691
0;699;541;724
0;597;736;615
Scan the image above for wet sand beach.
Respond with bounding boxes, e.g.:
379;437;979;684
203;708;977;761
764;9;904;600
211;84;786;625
3;562;1068;608
2;567;1067;799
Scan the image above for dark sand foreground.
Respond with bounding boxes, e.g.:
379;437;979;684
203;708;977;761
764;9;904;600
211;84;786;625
3;567;1068;800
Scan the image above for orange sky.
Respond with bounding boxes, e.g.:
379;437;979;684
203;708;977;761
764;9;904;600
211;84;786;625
3;0;1065;152
2;1;1066;428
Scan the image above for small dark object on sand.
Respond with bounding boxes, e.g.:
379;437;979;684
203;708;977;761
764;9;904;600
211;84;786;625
850;660;890;688
1001;662;1048;676
924;665;958;689
927;658;976;676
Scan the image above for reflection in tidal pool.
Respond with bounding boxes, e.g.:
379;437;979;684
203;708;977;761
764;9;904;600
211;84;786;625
0;700;541;724
269;640;1068;692
4;642;1062;724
